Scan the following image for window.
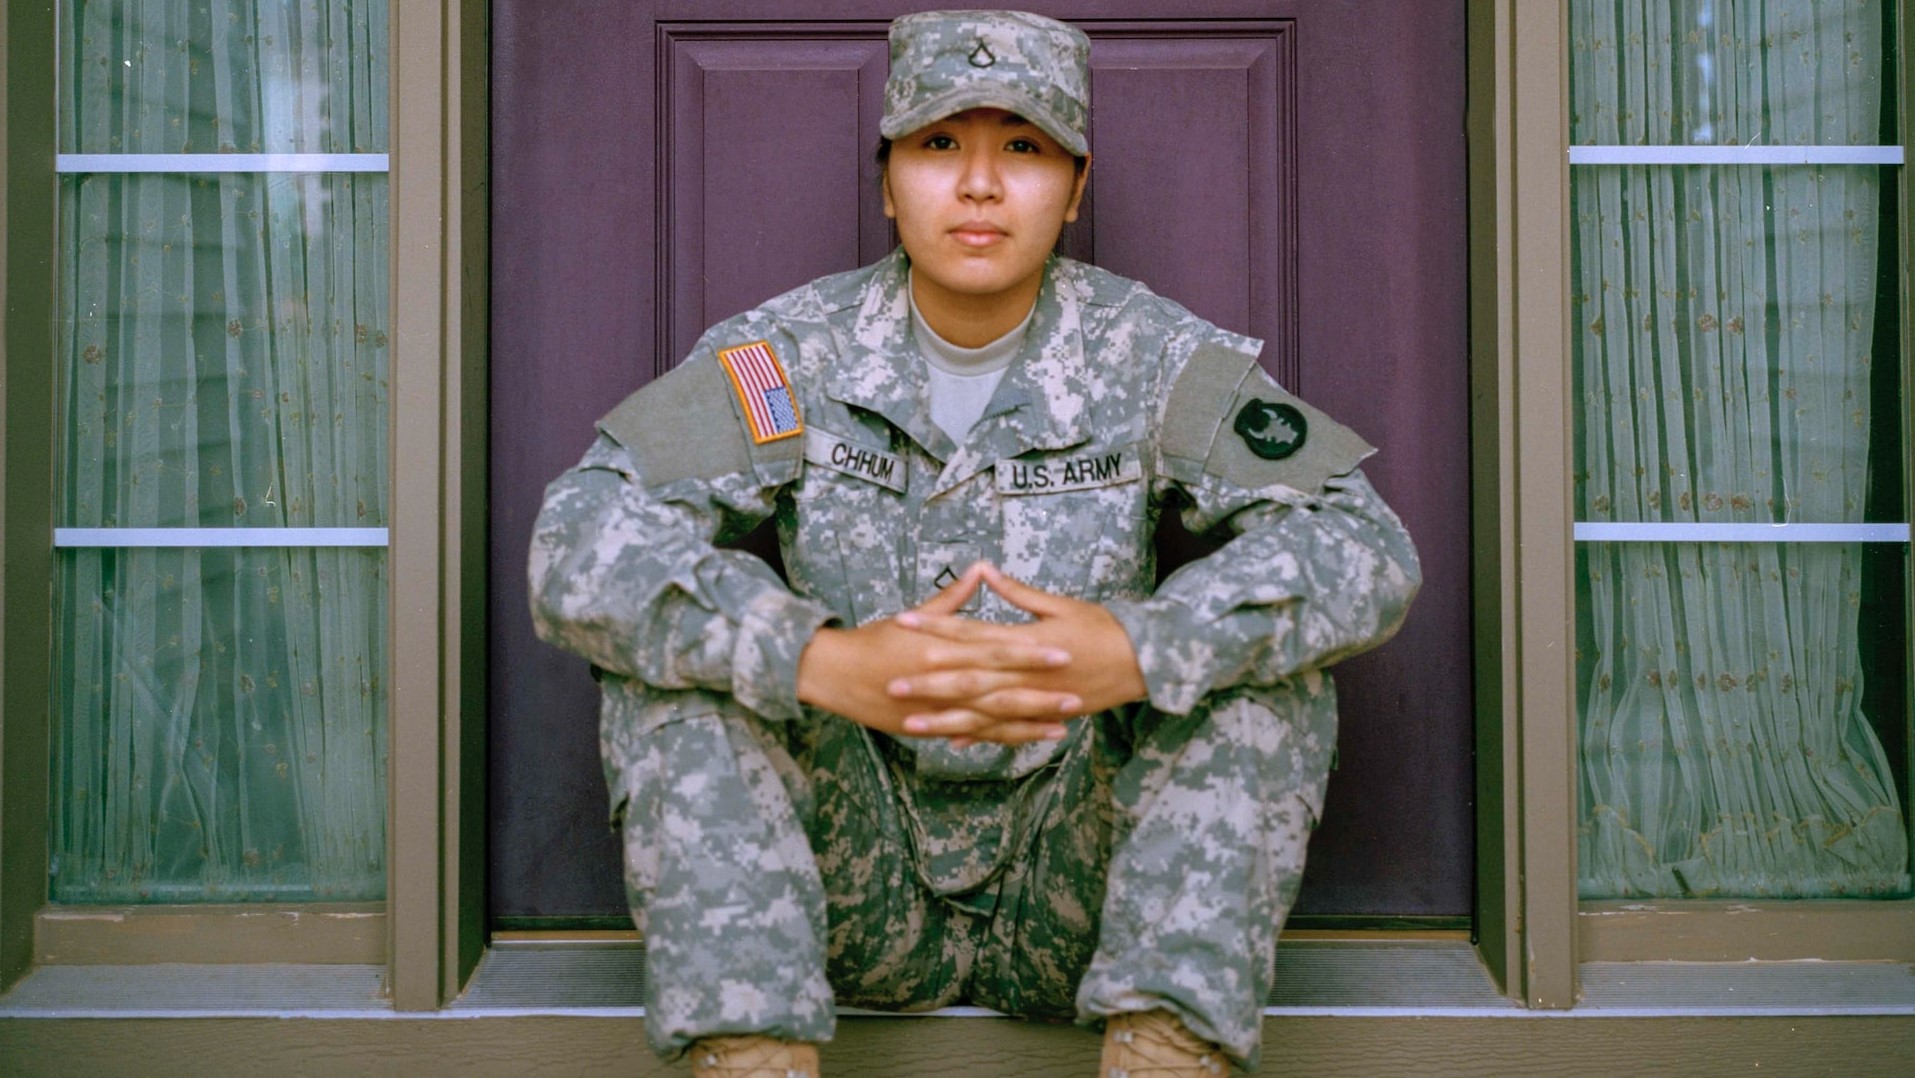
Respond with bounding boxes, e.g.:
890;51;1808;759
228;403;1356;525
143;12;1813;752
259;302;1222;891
49;0;391;903
1569;0;1910;901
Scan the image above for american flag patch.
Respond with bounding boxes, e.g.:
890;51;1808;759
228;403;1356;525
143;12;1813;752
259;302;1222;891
717;340;803;444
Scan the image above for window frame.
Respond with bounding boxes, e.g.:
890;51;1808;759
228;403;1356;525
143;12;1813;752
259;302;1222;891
2;0;62;991
0;0;489;1006
1466;0;1578;1007
1539;0;1915;972
385;0;490;1011
1468;0;1915;993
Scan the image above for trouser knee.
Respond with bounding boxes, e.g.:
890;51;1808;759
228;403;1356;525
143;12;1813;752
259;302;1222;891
596;679;837;1052
1107;682;1336;840
1080;679;1340;1069
596;681;818;932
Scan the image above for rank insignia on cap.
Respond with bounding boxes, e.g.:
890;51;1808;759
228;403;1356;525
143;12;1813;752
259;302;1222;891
718;340;803;444
1234;399;1307;460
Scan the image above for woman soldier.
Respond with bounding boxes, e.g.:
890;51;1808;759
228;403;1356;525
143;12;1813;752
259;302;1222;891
530;10;1420;1076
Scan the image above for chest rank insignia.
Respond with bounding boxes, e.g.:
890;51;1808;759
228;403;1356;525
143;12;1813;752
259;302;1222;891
1234;398;1308;460
718;340;803;444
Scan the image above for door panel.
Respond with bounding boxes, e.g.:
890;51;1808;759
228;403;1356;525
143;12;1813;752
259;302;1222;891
491;0;1469;922
1081;34;1294;382
666;36;894;361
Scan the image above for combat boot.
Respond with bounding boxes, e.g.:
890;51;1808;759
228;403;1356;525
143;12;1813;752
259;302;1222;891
687;1034;820;1078
1099;1010;1228;1077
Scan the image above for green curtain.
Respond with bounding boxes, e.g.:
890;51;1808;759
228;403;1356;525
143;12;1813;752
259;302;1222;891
52;1;389;902
1571;0;1908;898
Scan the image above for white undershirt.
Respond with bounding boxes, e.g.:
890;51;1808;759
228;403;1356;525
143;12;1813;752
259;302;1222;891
908;275;1032;444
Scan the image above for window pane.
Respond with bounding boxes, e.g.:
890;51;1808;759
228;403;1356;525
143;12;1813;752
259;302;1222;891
1571;164;1902;528
51;547;388;903
60;0;388;155
59;172;389;530
1570;0;1909;899
1575;541;1908;899
1570;0;1891;147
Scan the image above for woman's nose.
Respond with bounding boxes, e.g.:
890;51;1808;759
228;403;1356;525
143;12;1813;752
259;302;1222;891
957;148;1002;202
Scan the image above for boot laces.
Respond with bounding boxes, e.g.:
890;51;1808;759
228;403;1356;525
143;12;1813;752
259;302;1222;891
1102;1011;1227;1077
689;1034;818;1078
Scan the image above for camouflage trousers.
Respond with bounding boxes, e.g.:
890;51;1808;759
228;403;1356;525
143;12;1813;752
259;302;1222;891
599;675;1336;1069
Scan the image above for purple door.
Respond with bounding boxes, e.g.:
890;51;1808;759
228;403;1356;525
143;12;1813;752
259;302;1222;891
490;0;1470;924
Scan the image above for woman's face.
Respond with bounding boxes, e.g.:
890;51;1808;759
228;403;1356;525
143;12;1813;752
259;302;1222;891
883;108;1088;328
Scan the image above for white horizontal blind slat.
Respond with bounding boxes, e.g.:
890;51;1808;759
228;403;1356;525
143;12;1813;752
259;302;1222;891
1568;145;1903;166
56;153;389;173
1574;523;1910;543
55;527;390;548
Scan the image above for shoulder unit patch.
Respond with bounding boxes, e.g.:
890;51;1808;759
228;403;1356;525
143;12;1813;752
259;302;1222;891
1233;399;1308;460
718;340;803;444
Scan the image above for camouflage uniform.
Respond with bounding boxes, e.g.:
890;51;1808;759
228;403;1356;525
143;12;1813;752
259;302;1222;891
528;248;1422;1067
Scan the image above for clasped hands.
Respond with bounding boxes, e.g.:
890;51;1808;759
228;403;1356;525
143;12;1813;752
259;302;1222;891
795;562;1147;746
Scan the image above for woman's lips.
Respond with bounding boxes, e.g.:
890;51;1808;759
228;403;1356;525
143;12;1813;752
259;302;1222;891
950;222;1006;247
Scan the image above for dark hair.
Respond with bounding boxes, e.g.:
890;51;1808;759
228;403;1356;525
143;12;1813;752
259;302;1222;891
874;137;1088;175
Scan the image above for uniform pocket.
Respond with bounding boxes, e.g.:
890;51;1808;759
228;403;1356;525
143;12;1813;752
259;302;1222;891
789;427;910;624
598;681;736;914
996;444;1153;602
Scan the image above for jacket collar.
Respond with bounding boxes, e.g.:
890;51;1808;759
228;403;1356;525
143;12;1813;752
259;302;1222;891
826;250;951;458
827;250;1095;497
933;259;1093;497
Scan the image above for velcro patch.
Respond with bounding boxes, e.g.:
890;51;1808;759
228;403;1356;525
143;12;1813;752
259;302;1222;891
804;429;907;493
996;445;1141;495
718;340;803;444
1165;343;1373;496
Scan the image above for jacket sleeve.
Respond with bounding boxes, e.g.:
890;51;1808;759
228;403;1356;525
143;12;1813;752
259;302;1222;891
526;342;835;722
1104;342;1423;716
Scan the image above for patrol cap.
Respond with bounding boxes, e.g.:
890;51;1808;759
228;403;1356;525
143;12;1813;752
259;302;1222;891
881;10;1091;157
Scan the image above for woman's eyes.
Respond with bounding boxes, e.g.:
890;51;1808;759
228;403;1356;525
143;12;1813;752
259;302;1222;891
919;133;1045;154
